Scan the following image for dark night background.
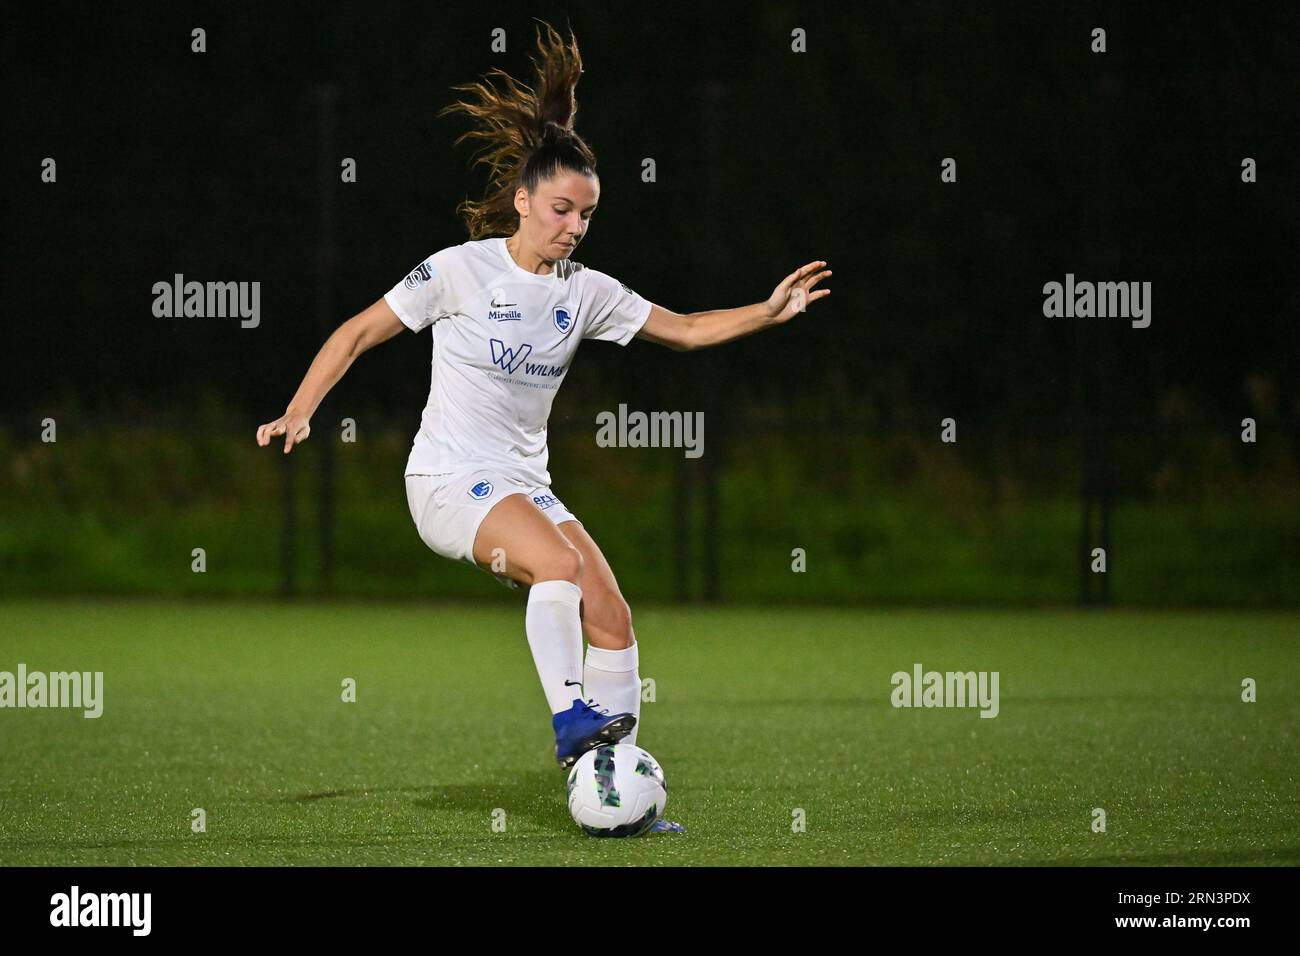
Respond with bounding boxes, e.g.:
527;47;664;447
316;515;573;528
2;1;1297;605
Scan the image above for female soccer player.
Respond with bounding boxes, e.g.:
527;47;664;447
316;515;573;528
256;23;830;830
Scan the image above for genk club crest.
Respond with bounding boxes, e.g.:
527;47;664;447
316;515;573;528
553;305;574;336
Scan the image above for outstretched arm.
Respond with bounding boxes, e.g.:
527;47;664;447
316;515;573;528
635;260;830;352
255;297;406;453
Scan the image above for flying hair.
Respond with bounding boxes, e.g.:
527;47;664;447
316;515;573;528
439;20;598;238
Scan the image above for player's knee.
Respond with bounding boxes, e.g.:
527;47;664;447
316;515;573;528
536;545;583;584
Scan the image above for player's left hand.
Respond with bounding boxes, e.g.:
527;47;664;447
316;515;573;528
764;260;831;324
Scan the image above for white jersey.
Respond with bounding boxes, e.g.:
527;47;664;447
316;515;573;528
384;237;652;486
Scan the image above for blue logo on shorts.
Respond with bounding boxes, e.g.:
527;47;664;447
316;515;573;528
469;480;494;499
533;493;558;511
553;306;573;335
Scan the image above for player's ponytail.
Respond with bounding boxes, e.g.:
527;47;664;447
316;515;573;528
440;20;598;239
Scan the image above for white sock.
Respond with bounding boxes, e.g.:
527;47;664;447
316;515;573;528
525;579;586;715
584;643;641;745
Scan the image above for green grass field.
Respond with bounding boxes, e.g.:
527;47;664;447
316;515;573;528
1;600;1296;866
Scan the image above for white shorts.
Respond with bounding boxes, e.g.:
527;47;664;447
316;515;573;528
405;468;581;589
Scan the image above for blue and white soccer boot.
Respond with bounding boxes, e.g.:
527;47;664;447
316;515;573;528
553;698;636;768
648;818;686;834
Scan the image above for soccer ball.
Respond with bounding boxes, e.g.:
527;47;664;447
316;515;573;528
566;743;667;837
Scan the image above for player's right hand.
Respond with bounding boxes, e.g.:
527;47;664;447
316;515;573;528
256;411;312;454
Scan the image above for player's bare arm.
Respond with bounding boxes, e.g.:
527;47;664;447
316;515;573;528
634;260;831;351
255;297;406;454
